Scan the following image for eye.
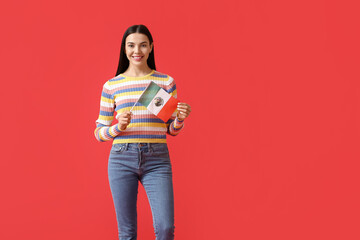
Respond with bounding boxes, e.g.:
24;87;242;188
128;44;134;48
141;44;147;47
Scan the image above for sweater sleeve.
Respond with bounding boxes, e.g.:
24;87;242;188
165;76;185;136
94;81;122;142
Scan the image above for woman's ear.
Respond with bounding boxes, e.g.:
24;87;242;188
150;42;154;53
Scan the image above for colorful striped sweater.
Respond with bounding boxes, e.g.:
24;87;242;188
94;69;185;144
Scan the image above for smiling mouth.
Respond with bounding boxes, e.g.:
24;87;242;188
132;56;143;61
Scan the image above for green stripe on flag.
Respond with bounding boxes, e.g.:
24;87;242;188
138;81;161;107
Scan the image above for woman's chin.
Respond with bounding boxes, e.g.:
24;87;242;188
131;61;147;66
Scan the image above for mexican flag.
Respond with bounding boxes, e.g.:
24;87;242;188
137;81;179;122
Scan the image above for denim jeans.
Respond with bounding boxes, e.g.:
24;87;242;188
108;143;175;240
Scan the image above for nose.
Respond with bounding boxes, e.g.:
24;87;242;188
134;45;141;53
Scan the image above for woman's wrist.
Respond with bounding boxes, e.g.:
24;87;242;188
176;117;184;122
176;112;185;122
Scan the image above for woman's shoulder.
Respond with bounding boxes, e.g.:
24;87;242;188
97;75;122;93
104;74;128;88
108;74;125;83
152;70;173;80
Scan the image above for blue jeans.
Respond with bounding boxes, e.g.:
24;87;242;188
108;143;175;240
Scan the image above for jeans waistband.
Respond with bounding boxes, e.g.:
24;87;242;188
112;143;168;152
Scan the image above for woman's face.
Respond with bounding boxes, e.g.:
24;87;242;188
125;33;153;68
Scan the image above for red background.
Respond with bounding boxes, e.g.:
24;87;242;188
1;0;359;239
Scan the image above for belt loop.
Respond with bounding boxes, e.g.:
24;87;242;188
125;143;129;150
148;143;153;153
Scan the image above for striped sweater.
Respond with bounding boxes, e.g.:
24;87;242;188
94;69;185;144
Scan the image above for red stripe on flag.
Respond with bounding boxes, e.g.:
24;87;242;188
157;97;179;122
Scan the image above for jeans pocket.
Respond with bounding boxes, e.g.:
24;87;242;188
150;144;170;160
110;144;125;153
152;143;169;152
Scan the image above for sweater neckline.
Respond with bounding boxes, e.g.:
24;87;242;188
119;69;155;79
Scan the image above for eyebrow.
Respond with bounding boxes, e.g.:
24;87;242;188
127;41;148;44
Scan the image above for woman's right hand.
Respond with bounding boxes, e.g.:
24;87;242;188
117;111;132;130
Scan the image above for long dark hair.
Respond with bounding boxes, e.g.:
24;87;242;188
115;24;156;76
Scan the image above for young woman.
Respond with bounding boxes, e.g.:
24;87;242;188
94;24;191;240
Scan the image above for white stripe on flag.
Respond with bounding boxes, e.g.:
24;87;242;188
147;88;171;116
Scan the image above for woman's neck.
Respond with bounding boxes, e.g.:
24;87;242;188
123;65;153;77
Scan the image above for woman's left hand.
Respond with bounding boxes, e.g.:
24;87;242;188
176;102;191;121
